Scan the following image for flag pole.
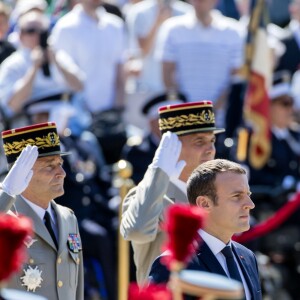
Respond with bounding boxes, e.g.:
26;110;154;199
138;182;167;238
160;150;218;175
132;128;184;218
237;0;267;164
243;0;264;80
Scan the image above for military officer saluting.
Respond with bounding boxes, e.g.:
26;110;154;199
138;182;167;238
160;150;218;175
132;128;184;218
0;122;83;300
122;92;187;184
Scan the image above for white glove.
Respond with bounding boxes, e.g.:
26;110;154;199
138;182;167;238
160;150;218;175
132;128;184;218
151;131;186;179
2;145;39;196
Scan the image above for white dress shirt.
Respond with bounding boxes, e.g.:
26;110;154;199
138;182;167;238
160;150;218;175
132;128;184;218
22;197;59;242
199;229;251;300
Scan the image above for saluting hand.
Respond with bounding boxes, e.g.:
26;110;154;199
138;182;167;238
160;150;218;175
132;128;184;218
151;131;186;180
2;145;38;196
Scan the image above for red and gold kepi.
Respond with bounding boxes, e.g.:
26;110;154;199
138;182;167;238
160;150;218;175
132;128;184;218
158;101;225;136
2;122;69;164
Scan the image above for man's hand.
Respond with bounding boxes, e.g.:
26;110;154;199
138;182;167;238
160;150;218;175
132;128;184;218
151;131;186;180
2;145;38;196
31;46;44;70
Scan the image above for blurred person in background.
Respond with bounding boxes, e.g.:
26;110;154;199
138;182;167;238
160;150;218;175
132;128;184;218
125;0;191;95
7;0;49;48
155;0;243;131
276;0;300;76
0;10;84;129
50;0;126;115
0;2;15;64
50;0;127;165
247;70;300;190
241;70;300;300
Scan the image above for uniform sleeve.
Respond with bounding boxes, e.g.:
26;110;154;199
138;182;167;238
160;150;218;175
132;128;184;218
120;166;171;244
0;189;16;213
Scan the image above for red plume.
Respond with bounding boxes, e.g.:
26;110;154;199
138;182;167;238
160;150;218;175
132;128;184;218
162;204;207;270
0;213;33;282
128;283;172;300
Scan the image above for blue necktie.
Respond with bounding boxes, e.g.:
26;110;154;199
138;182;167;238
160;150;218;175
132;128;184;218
222;245;243;283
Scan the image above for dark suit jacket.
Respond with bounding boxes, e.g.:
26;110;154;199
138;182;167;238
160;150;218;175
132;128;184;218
149;241;262;300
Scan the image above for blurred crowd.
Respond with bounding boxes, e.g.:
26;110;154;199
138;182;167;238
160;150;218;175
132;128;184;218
1;0;300;299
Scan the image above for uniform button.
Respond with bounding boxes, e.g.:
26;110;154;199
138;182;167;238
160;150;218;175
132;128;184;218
57;257;62;264
76;258;80;265
58;281;63;288
29;259;34;264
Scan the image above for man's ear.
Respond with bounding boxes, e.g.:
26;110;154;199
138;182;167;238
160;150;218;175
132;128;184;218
196;195;211;210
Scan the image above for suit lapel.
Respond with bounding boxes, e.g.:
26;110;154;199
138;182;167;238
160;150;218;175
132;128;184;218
195;242;227;277
232;243;257;299
14;196;57;250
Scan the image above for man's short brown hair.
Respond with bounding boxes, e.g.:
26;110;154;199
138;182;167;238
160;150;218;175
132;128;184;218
187;159;246;205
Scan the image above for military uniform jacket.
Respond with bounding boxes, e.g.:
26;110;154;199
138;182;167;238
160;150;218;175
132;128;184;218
120;166;187;285
0;191;84;300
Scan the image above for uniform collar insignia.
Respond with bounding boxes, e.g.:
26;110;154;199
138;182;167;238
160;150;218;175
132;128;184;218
24;236;38;249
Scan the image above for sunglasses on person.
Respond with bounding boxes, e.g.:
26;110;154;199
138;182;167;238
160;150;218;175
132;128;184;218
21;27;42;35
274;100;294;108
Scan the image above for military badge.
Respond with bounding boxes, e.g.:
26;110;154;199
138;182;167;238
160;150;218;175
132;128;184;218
24;236;38;249
67;233;82;253
21;266;43;292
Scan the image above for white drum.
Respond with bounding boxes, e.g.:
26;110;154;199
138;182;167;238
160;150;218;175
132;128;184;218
0;289;48;300
171;270;244;299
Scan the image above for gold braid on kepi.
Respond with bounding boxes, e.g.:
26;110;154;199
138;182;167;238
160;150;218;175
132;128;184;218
2;122;70;164
158;100;225;136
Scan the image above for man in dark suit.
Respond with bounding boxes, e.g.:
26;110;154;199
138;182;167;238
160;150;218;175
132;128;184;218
149;159;262;300
121;101;225;285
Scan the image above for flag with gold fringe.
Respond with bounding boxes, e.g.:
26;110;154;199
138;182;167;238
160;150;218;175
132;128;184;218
243;0;272;169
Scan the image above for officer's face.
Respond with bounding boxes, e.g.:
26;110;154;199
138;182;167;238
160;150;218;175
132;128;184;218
270;97;294;128
22;155;66;208
178;132;216;182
